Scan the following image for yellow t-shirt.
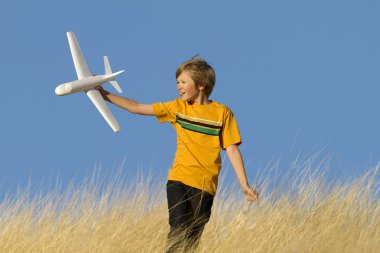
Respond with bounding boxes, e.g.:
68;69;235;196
153;98;242;195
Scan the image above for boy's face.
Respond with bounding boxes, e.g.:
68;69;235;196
176;71;204;103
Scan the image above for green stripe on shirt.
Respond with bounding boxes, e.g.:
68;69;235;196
176;119;221;136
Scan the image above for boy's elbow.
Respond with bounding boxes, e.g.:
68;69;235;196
130;103;140;114
226;144;239;155
134;103;155;115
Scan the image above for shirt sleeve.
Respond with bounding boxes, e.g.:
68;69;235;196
220;108;242;150
152;99;178;123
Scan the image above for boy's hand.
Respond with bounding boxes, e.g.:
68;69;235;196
243;186;259;201
95;86;106;94
95;86;109;99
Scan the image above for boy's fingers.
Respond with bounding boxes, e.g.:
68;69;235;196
245;187;259;201
247;193;258;201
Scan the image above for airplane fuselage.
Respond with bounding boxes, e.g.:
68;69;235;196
55;71;124;96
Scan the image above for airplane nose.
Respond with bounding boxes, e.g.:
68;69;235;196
55;83;72;96
55;85;64;95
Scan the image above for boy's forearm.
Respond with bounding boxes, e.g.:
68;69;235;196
226;145;258;201
98;88;154;115
226;145;250;189
103;91;137;112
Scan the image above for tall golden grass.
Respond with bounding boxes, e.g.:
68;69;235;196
0;161;379;253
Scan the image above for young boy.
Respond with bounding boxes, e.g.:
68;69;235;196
97;57;258;252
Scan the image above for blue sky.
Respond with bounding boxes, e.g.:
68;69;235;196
0;0;379;194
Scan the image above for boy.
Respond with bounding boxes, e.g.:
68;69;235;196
97;57;258;252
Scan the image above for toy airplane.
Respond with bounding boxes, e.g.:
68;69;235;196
55;31;124;132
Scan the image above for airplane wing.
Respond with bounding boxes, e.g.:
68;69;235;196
86;89;121;132
67;32;92;80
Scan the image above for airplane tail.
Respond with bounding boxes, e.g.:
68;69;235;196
104;56;123;93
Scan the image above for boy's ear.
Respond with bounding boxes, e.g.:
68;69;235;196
198;84;206;91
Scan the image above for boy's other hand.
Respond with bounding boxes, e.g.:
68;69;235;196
243;186;259;201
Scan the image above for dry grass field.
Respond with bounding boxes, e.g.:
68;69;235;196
0;161;379;253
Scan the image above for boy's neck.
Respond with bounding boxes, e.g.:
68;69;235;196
189;93;211;105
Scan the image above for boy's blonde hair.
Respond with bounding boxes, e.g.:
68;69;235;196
176;56;216;97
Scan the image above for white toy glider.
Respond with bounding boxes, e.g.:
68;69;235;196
55;31;124;132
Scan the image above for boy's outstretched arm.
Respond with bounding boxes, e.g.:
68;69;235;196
226;144;258;201
96;87;154;115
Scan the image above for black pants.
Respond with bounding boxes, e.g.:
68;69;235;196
166;180;214;253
